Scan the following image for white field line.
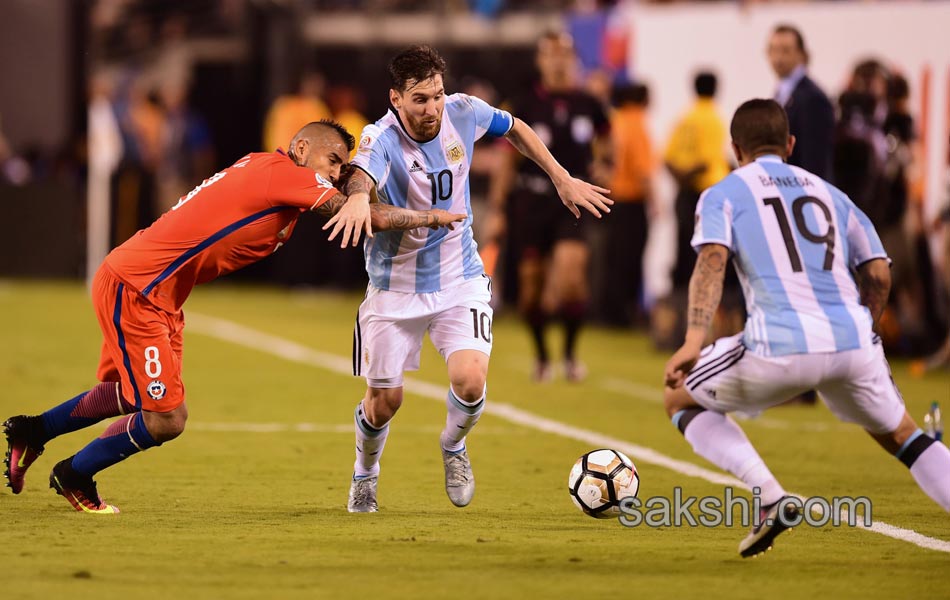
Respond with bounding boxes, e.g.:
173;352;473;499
186;312;950;554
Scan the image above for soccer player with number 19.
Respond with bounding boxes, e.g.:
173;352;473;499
663;100;950;558
331;45;612;512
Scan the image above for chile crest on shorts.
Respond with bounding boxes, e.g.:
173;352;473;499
147;380;167;400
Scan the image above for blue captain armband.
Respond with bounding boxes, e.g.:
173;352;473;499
486;108;514;137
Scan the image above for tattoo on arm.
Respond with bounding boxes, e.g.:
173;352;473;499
858;261;891;328
860;281;888;328
370;203;435;231
312;192;348;219
687;245;729;332
342;167;374;196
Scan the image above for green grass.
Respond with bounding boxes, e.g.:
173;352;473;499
1;280;948;600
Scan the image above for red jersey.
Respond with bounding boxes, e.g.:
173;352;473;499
105;151;339;313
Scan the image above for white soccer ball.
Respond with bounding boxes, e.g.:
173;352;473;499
568;449;640;519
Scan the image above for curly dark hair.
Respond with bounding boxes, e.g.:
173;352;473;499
388;45;447;92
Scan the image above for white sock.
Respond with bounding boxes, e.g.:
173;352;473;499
909;442;950;511
440;386;485;454
682;410;786;505
353;400;389;478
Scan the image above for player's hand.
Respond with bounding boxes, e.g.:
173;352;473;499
555;176;613;219
324;193;373;248
428;210;467;230
664;342;702;389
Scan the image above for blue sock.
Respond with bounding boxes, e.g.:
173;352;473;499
41;383;136;443
71;412;160;477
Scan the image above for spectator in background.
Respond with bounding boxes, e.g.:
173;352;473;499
156;81;215;213
664;72;729;294
603;82;654;327
149;12;194;94
326;84;368;160
111;75;164;245
263;71;331;153
584;68;614;109
851;59;890;127
912;199;950;374
767;24;835;180
834;62;934;352
834;89;886;222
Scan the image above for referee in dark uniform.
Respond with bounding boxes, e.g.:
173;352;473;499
487;30;610;382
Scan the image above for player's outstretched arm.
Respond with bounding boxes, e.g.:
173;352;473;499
370;204;466;232
664;243;729;388
856;258;891;330
322;167;376;248
504;118;612;219
315;189;465;238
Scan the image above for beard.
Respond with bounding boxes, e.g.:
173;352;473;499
408;113;441;140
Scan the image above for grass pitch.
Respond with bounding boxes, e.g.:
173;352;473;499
1;280;948;600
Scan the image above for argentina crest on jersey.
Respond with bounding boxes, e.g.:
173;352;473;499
445;141;465;164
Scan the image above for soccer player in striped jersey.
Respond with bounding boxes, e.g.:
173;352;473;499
329;45;611;513
663;99;950;556
2;120;464;513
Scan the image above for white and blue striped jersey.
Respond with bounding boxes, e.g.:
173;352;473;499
692;155;889;357
350;93;513;293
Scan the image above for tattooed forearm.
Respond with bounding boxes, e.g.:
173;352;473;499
312;192;348;219
370;203;435;231
342;167;374;196
860;281;888;328
687;244;729;332
313;188;441;231
857;259;891;329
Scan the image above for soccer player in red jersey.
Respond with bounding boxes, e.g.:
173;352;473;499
2;120;464;513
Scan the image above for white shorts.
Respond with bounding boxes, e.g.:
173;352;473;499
353;275;494;388
684;334;906;434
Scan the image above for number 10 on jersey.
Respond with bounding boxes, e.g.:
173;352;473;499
427;169;453;205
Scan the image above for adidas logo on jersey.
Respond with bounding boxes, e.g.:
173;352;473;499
409;160;423;173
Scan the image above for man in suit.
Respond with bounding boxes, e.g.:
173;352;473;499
767;24;835;181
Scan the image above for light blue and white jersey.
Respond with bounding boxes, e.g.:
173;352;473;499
692;155;889;357
350;93;513;293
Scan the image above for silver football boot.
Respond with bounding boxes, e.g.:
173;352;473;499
441;447;475;507
347;475;379;513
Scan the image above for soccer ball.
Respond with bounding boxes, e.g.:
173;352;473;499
568;449;640;519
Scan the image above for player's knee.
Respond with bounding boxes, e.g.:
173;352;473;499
364;388;402;426
143;405;188;443
451;375;487;403
447;354;489;402
663;387;688;419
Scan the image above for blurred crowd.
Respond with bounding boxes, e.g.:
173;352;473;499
557;21;950;365
0;0;947;368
